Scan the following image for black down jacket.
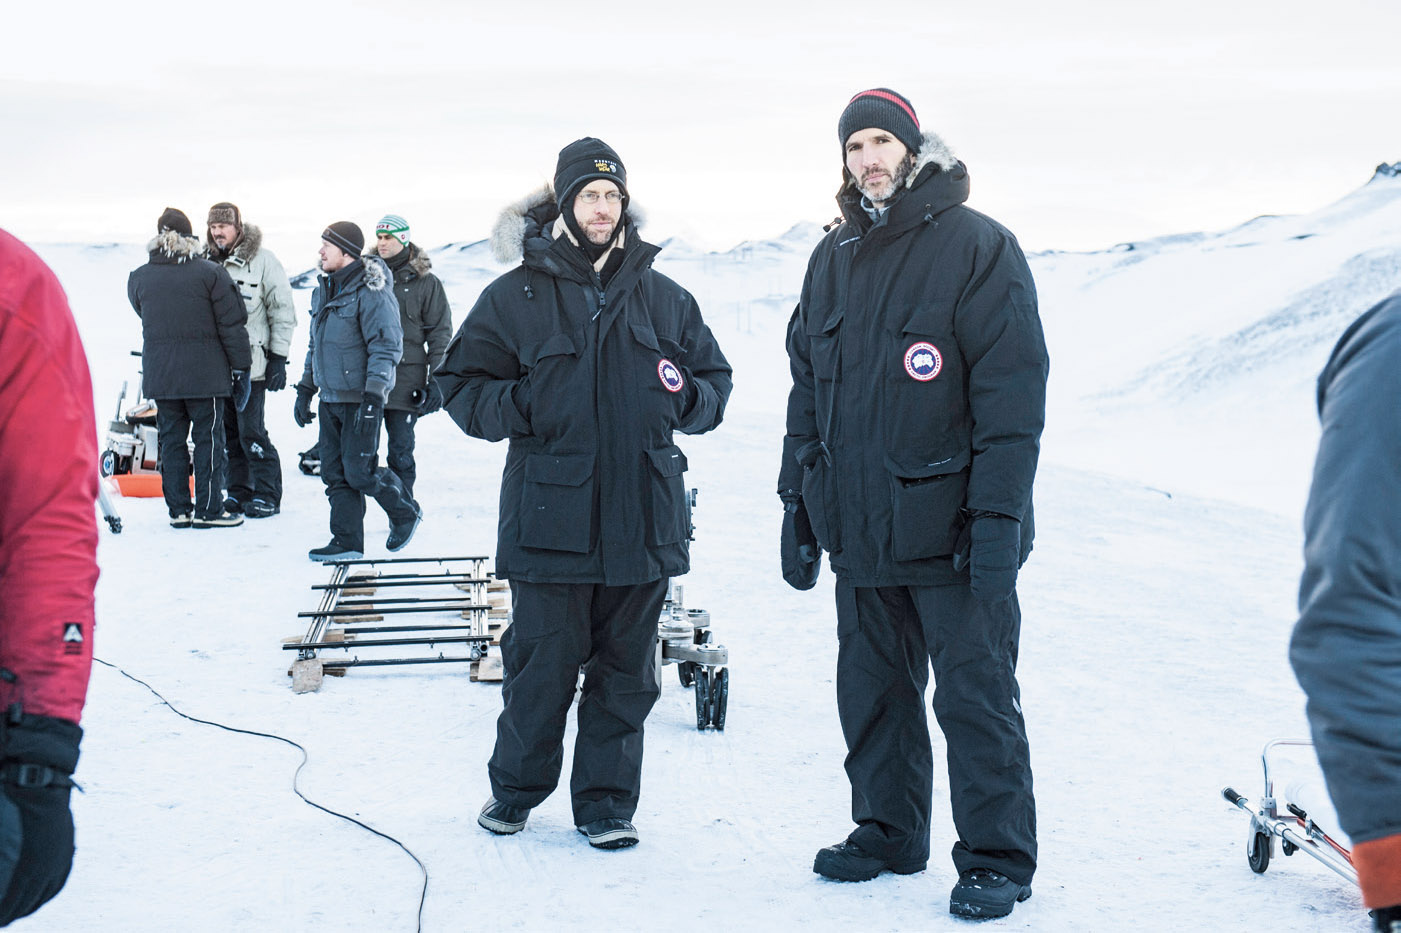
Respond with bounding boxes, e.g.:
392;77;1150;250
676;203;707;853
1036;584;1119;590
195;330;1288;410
434;187;732;586
384;243;453;411
779;131;1049;587
127;230;250;399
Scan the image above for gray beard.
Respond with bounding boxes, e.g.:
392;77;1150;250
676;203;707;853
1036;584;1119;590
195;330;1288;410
858;156;913;204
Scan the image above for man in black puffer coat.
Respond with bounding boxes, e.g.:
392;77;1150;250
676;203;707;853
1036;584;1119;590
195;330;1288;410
127;208;251;529
779;90;1048;920
434;138;731;851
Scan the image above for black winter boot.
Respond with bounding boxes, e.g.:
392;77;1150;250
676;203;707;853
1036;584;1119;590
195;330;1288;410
949;868;1031;919
812;840;926;882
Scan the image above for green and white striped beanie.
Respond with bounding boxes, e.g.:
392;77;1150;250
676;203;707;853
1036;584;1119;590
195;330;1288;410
376;214;410;246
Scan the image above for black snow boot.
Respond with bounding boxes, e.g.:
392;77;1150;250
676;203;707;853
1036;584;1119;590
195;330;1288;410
949;868;1031;920
386;502;422;552
1373;905;1401;932
477;797;530;835
577;818;639;850
812;840;926;882
309;542;363;562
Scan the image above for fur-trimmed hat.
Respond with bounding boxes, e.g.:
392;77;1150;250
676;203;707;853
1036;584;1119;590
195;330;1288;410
554;138;627;204
838;88;922;154
207;202;242;230
157;207;192;237
322;221;364;257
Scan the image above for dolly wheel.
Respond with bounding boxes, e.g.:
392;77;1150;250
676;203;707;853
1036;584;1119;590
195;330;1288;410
694;668;712;730
710;667;728;731
678;661;696;688
1248;831;1271;873
1282;840;1297;856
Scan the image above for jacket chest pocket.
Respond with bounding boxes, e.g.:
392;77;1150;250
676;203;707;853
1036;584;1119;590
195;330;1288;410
645;445;689;545
883;302;967;451
808;330;841;383
519;452;595;553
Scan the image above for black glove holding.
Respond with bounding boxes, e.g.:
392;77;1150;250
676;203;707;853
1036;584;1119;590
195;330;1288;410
231;370;251;412
0;713;81;927
293;384;316;427
780;492;822;590
412;378;444;416
263;353;288;392
962;512;1022;601
352;392;382;437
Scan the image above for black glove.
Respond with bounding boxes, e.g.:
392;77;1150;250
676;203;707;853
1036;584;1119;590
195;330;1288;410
353;392;382;437
965;513;1022;601
780;494;821;590
263;353;288;392
0;713;81;926
412;378;444;416
231;370;251;412
293;384;316;427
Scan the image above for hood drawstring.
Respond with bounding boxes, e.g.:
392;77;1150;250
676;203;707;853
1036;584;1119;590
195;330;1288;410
922;205;934;224
523;268;535;300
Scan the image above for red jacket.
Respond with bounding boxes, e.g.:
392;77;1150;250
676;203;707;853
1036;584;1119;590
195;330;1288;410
0;228;97;724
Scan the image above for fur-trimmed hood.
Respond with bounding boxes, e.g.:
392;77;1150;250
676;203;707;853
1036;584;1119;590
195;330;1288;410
490;183;644;266
388;242;432;281
841;129;960;195
206;223;264;265
318;253;391;293
146;230;204;263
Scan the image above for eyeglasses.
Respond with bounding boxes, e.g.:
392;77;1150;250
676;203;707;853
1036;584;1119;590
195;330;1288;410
575;190;624;204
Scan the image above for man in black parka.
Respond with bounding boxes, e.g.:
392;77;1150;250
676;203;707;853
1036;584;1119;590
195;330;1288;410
434;138;731;850
778;90;1048;920
128;207;251;529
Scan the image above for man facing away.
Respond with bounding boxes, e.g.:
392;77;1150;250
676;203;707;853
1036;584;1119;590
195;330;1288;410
294;222;421;561
127;208;250;529
433;138;732;850
778;89;1049;920
206;202;297;519
373;214;453;499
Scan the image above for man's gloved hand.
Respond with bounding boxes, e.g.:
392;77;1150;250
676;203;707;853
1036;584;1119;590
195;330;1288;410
263;353;288;392
293;384;316;427
780;492;822;591
964;512;1022;601
353;392;382;437
231;370;251;412
412;378;444;416
0;713;81;926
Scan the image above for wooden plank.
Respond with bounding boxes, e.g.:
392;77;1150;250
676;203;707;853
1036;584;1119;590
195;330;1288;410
471;654;504;682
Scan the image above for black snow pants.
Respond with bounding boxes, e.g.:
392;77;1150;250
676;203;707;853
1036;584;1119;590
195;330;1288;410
383;408;417;498
155;396;225;520
317;400;416;552
223;381;282;508
489;579;666;826
835;578;1037;885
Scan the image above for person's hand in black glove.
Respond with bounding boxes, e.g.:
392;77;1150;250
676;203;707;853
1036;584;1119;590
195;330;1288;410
293;384;316;427
0;713;81;926
231;370;251;412
412;378;444;416
353;392;382;437
960;512;1021;601
780;492;822;590
263;353;288;392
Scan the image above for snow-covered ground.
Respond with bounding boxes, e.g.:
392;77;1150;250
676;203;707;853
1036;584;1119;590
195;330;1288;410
17;167;1401;930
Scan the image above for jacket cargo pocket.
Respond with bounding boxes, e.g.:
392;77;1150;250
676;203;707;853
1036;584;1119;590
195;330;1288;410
887;450;970;561
519;452;595;553
645;445;689;546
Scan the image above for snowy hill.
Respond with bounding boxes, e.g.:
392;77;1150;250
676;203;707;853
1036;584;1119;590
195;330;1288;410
18;166;1401;931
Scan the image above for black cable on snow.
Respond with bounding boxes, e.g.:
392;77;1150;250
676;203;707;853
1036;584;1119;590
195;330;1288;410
92;657;428;931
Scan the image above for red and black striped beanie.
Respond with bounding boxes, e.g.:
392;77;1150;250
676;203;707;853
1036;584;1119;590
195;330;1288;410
838;88;922;154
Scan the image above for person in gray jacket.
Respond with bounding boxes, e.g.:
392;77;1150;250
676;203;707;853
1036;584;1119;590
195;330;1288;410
206;202;297;518
293;222;420;561
1291;291;1401;933
374;214;452;498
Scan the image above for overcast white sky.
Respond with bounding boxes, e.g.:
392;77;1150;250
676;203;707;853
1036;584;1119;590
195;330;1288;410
4;0;1400;261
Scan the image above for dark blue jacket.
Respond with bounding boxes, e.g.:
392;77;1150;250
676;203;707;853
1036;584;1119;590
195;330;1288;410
1291;290;1401;846
301;256;402;403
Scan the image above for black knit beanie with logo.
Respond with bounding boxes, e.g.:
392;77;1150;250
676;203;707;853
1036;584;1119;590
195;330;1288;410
837;88;922;154
157;207;193;237
322;221;365;257
554;137;628;205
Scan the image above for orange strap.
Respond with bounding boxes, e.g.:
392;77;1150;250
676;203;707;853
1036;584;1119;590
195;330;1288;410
1354;833;1401;908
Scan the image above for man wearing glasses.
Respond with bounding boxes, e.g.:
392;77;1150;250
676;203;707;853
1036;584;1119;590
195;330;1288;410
433;138;732;850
